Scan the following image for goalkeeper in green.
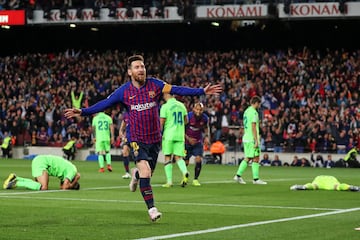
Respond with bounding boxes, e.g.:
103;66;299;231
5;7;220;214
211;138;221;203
290;175;359;191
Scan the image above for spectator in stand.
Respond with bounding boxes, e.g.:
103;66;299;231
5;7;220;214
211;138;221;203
318;133;337;153
308;122;321;152
260;153;271;166
79;127;93;148
57;120;69;140
264;128;274;152
271;154;282;166
45;106;56;126
36;126;49;146
346;137;356;152
323;154;335;168
271;117;284;153
220;107;230;137
294;122;306;152
290;155;299;166
230;104;240;125
71;88;84;109
285;117;297;151
300;157;311;167
49;132;63;147
308;138;317;152
227;129;237;151
310;152;324;168
336;129;349;153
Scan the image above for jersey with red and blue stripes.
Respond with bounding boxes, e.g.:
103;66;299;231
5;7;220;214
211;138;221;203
185;111;208;144
81;77;205;144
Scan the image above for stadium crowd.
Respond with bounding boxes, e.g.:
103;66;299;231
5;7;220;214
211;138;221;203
0;47;360;154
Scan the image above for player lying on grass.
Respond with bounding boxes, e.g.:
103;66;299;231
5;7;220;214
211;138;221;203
3;155;80;190
290;175;360;191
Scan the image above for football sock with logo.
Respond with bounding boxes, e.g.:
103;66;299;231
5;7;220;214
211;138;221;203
16;177;41;190
139;178;154;209
164;161;173;183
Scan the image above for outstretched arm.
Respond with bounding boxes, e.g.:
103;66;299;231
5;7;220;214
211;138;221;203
64;87;124;119
169;84;222;96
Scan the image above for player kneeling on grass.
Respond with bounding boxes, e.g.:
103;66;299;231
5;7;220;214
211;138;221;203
290;175;360;191
3;155;80;190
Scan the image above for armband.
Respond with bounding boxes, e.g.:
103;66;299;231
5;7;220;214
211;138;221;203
162;84;172;93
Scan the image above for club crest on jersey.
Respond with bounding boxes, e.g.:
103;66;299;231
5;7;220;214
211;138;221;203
148;91;155;98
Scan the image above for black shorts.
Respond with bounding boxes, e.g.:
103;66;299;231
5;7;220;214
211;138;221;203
130;142;160;171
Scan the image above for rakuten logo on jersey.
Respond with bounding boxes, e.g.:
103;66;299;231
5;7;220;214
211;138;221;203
131;102;157;111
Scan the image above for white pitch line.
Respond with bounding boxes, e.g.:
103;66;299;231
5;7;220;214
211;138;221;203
0;177;310;196
0;195;341;212
136;207;360;240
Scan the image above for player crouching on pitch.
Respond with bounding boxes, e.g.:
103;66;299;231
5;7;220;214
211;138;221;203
3;155;80;191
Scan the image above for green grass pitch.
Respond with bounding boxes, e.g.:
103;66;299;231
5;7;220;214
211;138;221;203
1;158;360;240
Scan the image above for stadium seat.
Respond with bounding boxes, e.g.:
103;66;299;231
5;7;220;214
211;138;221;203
273;146;283;153
337;145;346;154
295;146;304;153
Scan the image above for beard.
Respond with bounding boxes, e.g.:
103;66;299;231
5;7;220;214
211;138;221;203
133;74;146;85
195;113;203;118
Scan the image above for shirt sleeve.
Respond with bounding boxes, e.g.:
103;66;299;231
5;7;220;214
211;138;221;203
150;77;205;96
81;87;124;116
169;85;205;96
